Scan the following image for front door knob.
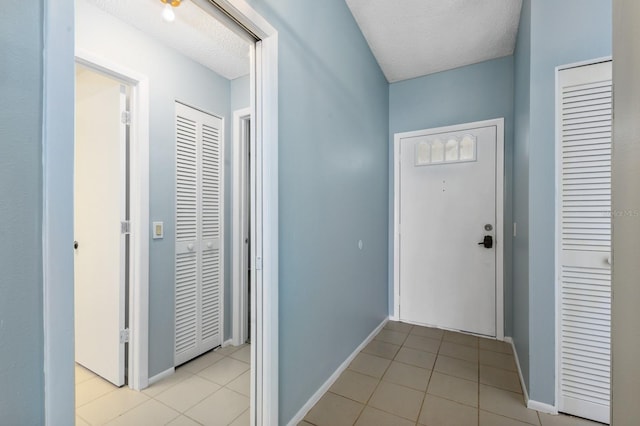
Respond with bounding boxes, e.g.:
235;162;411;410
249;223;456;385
478;235;493;249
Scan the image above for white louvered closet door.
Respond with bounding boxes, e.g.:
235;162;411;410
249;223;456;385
557;61;611;424
175;102;224;366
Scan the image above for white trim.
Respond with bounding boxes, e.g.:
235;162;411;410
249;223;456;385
556;56;612;71
75;50;151;392
232;107;251;346
222;339;234;348
505;337;530;406
286;318;389;426
393;118;505;339
529;400;558;415
148;367;175;386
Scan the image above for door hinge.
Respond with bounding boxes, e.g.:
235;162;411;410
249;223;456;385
121;220;131;234
121;111;131;126
120;328;130;344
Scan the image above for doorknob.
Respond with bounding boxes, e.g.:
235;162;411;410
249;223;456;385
478;235;493;249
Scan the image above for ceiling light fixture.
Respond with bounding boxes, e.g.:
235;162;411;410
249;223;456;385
160;0;182;23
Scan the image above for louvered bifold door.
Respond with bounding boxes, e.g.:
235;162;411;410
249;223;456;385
175;102;223;366
557;61;612;425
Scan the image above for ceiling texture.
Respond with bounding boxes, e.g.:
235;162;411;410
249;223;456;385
84;0;250;80
345;0;523;83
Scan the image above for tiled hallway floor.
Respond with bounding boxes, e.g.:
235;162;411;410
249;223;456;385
75;344;251;425
301;321;601;426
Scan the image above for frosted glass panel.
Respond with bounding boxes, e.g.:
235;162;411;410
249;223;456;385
415;141;431;165
431;139;444;163
412;133;477;167
460;135;476;161
445;139;459;161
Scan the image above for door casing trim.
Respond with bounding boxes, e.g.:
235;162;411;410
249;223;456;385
392;118;505;341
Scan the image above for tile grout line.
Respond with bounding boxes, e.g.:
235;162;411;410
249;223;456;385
413;331;442;426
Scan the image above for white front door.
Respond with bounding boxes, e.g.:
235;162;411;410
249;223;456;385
74;66;127;386
396;120;503;337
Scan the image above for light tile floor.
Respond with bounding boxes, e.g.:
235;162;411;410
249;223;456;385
301;321;603;426
75;344;251;425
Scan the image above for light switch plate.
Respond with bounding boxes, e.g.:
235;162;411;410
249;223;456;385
153;221;164;239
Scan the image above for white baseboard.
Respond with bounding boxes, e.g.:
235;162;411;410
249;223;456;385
528;399;558;414
504;337;558;415
148;367;175;386
222;339;234;348
286;317;389;426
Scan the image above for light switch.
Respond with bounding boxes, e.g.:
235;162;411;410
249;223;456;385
153;221;164;239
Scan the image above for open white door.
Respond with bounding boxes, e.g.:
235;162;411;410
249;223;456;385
74;66;127;387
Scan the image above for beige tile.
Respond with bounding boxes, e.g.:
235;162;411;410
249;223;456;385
443;331;480;348
479;384;539;425
368;381;425;421
355;406;415;426
427;372;478;407
166;415;202;426
384;321;414;334
479;338;513;355
105;398;180;426
76;388;149;425
75;416;90;426
142;369;194;397
395;347;437;369
179;350;226;374
538;412;601;426
480;410;538;425
403;334;441;354
348;353;391;379
155;374;221;412
410;325;444;340
297;422;315;426
229;408;250;426
480;350;517;372
480;365;522;393
362;339;401;360
418;394;479;426
329;370;379;404
75;364;97;384
75;376;117;407
227;370;251;397
186;388;249;426
229;345;251;363
434;355;478;382
214;345;243;356
382;361;431;391
375;329;409;345
439;341;479;363
304;392;364;426
198;357;250;385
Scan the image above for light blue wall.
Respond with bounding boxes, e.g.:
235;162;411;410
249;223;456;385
244;1;390;422
231;74;251;112
512;0;531;391
389;57;516;336
77;1;233;376
514;0;612;404
0;1;45;424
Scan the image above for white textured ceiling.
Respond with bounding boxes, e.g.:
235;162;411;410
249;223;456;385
345;0;523;83
85;0;250;80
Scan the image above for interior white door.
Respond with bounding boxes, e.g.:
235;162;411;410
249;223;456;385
557;61;612;424
399;124;498;336
175;102;224;366
74;67;127;386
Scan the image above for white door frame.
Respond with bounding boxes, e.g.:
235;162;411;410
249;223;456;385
392;118;505;340
74;53;150;391
554;56;612;421
43;1;279;425
232;107;251;346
